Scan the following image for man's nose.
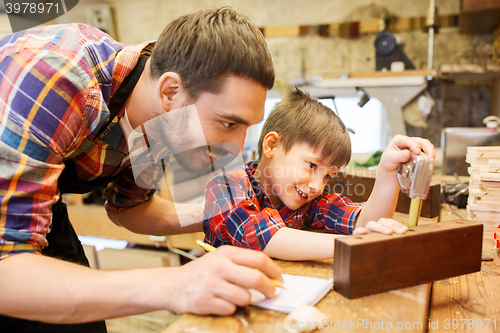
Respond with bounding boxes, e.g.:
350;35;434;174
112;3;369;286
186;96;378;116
222;130;246;156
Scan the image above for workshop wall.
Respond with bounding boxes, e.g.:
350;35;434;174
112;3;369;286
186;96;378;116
107;0;495;147
38;0;490;79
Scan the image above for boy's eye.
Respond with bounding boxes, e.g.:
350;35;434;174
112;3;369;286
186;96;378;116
222;121;236;128
307;162;317;170
324;174;332;180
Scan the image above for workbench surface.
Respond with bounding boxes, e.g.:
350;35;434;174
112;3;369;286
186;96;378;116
162;206;500;333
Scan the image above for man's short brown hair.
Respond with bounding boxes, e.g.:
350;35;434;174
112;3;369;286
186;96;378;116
257;88;351;168
150;7;275;100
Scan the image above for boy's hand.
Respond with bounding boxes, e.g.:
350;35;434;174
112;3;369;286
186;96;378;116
353;218;408;235
379;135;435;175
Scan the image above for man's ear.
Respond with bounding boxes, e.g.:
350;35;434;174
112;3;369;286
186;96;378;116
157;72;183;111
262;132;280;158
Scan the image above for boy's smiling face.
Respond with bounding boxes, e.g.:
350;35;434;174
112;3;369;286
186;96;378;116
256;136;339;210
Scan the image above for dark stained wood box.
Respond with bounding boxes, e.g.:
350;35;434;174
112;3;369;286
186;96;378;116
333;220;483;299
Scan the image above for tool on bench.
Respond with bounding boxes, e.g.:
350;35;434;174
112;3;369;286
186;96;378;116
397;151;434;227
334;153;484;300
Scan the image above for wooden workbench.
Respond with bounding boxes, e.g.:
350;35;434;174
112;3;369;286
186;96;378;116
162;205;500;333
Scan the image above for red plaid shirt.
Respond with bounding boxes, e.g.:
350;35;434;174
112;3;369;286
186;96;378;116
203;161;364;251
0;24;160;260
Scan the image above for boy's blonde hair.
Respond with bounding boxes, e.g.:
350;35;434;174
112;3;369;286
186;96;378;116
257;88;351;168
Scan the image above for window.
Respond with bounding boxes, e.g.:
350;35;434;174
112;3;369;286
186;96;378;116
244;96;383;156
319;97;383;153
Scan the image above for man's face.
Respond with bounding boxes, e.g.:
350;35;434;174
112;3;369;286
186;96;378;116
167;75;267;174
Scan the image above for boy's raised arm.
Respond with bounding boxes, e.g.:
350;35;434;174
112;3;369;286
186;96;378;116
355;135;435;228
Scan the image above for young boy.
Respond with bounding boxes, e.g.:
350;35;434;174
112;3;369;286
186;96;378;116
203;88;435;261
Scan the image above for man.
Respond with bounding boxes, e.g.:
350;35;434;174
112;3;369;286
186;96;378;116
0;7;283;332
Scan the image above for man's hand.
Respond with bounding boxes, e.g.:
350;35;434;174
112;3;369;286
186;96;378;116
353;217;408;235
165;246;283;315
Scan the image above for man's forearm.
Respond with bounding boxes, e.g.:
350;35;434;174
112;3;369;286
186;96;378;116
107;195;204;235
0;253;177;323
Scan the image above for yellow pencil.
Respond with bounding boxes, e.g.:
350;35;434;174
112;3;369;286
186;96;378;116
195;239;217;252
195;239;285;289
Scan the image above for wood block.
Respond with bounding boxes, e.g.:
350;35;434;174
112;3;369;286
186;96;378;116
263;25;300;37
338;23;351;38
469;210;500;220
333;220;483;299
349;69;437;78
468;203;500;212
396;183;441;218
392;17;413;31
318;24;330;37
438;14;459;28
481;172;500;182
358;19;380;34
462;0;500;13
328;23;340;36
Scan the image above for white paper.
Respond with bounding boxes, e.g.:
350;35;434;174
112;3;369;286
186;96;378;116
250;274;333;314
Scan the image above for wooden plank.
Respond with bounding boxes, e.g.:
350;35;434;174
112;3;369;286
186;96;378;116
468;203;500;211
397;183;441;219
481;181;500;189
438;15;459;28
470;188;494;197
469;210;500;219
428;262;500;333
328;23;340;36
470;195;500;205
391;17;413;31
440;65;500;79
468;146;500;153
263;25;300;37
164;259;430;333
481;172;500;182
359;19;380;34
349;69;437;78
462;0;500;13
333;220;483;299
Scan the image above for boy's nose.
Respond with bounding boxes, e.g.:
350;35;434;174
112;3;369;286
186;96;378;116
309;177;323;195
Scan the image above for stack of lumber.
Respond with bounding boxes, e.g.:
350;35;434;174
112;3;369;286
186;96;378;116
466;146;500;243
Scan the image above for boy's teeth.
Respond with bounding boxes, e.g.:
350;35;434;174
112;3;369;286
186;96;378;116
297;188;307;198
207;151;217;158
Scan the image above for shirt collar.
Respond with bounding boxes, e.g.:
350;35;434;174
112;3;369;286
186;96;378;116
245;161;278;208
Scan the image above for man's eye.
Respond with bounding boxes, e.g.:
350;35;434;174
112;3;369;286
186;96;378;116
222;121;235;128
307;162;317;170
